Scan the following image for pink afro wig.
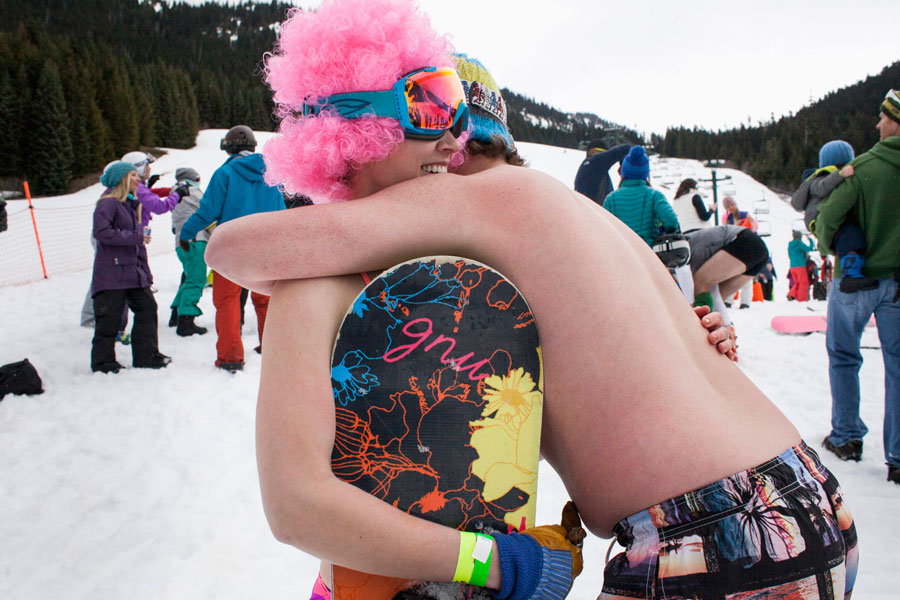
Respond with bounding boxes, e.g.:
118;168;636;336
263;0;455;202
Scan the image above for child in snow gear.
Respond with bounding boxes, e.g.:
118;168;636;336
791;140;877;293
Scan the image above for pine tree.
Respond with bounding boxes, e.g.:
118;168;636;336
0;70;19;177
28;60;73;194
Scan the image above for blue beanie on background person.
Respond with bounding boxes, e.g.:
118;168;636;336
100;161;138;189
620;145;650;180
818;140;854;168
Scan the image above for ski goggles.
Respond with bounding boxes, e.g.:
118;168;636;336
301;67;469;140
882;89;900;124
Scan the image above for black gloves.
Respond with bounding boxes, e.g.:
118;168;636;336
179;240;191;252
174;184;191;201
147;174;161;188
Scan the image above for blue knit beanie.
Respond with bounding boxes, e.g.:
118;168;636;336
621;146;649;180
818;140;854;169
100;161;137;188
453;53;515;149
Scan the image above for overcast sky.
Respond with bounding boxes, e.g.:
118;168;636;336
183;0;899;136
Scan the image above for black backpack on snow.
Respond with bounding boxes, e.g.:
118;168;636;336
0;358;44;401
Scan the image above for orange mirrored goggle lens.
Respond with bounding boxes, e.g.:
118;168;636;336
403;67;466;131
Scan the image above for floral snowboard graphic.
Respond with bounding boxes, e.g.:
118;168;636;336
330;256;542;600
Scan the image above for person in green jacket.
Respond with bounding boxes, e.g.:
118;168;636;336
816;89;900;485
603;146;679;247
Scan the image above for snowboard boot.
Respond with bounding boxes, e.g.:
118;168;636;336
92;360;123;374
889;464;900;485
839;254;878;293
134;352;172;370
822;436;862;462
217;360;244;373
176;315;208;337
168;307;178;327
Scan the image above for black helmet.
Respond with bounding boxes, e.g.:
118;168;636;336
221;125;257;154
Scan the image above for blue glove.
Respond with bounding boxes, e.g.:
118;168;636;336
493;502;585;600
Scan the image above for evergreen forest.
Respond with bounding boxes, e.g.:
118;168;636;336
1;0;896;195
654;61;900;190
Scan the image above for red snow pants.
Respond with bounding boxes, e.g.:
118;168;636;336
788;266;810;302
212;271;269;365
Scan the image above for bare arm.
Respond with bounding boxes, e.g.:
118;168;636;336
204;169;531;292
257;276;492;583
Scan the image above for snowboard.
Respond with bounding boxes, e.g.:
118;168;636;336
330;256;543;600
771;315;876;335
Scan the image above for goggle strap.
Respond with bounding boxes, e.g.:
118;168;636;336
304;90;399;120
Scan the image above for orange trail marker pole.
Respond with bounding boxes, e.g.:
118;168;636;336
24;181;48;279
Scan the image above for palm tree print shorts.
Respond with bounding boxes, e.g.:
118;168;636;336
600;442;858;599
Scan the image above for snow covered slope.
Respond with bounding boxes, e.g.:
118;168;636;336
0;134;894;599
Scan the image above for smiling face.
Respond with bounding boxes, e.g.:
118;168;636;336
722;196;737;215
127;170;140;194
349;131;462;199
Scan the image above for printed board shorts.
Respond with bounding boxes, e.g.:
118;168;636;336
723;229;769;276
600;441;858;599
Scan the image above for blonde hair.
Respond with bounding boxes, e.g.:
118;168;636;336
99;173;142;223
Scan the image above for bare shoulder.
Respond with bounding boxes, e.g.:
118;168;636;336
463;165;571;206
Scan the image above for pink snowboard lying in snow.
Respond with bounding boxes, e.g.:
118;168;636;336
771;315;876;334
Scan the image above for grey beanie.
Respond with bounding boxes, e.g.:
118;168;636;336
175;167;200;182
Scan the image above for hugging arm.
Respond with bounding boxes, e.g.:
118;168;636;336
257;277;464;581
257;276;582;597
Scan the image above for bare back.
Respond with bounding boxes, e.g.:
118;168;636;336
209;164;800;537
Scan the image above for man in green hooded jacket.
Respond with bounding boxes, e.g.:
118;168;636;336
816;89;900;484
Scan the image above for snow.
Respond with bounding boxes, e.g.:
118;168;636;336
1;133;896;599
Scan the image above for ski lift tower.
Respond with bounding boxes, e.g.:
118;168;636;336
699;159;732;226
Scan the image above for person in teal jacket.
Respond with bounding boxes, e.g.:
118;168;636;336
603;146;679;246
787;230;815;301
180;125;285;371
816;90;900;484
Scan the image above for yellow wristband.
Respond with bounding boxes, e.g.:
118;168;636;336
453;532;494;587
453;532;477;583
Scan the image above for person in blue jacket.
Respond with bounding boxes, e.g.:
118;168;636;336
179;125;285;371
573;140;630;206
603;146;680;246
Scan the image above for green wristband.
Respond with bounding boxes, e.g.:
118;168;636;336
469;533;494;587
453;531;494;587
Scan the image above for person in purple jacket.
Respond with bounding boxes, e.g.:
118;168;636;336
121;151;188;230
90;161;171;373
